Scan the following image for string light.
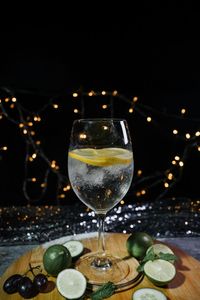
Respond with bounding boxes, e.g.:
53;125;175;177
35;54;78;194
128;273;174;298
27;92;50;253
72;92;78;98
147;116;152;122
129;107;134;113
0;87;199;204
181;108;186;115
133;96;138;102
173;129;178;135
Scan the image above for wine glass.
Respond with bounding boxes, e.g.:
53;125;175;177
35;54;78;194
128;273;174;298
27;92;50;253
68;118;134;285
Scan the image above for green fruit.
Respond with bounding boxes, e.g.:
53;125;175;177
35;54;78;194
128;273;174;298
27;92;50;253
144;259;176;286
43;244;72;276
126;232;153;259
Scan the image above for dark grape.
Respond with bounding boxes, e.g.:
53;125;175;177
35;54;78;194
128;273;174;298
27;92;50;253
18;276;38;298
33;273;48;292
3;274;23;294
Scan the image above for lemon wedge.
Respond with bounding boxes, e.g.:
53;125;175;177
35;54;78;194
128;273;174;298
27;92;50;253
69;147;133;167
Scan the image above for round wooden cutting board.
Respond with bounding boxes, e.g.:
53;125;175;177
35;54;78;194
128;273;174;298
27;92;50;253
0;233;200;299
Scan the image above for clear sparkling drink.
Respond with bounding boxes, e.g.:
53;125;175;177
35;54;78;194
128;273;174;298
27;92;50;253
68;148;134;214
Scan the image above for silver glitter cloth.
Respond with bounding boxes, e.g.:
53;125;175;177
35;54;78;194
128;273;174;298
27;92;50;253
0;197;200;246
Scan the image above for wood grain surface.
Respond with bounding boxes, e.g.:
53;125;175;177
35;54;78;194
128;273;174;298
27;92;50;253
0;233;200;299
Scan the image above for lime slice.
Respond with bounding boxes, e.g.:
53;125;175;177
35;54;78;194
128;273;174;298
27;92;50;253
56;269;87;299
144;259;176;286
63;240;84;258
146;243;175;263
133;288;167;300
69;147;133;167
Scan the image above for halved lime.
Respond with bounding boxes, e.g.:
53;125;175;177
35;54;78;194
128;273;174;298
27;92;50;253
146;243;175;263
133;288;167;300
69;147;133;167
63;240;84;258
56;269;87;299
144;259;176;286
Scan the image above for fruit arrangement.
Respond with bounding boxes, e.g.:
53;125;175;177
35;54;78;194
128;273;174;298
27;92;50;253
126;232;178;287
2;233;178;299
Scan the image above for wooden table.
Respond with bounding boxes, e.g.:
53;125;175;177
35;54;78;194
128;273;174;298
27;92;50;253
0;233;200;299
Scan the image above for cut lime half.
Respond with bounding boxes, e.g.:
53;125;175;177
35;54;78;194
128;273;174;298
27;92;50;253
146;243;175;263
63;240;84;258
144;259;176;286
56;269;87;299
133;288;167;300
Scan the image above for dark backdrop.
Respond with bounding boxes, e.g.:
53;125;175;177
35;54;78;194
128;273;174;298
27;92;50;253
0;4;200;206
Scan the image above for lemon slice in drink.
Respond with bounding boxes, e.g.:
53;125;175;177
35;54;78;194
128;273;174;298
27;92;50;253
56;269;87;299
69;147;133;167
144;259;176;286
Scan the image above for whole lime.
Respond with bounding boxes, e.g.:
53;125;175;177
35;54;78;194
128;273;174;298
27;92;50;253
43;244;72;276
126;232;153;259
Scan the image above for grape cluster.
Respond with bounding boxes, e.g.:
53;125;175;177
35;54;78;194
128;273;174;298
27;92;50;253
3;265;49;299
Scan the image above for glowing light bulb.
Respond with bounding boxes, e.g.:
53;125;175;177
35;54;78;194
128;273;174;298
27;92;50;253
72;92;78;97
195;131;200;136
164;182;169;188
133;96;138;102
129;108;134;113
181;108;186;114
167;173;173;180
185;133;190;139
173;129;178;135
147;116;152;122
63;185;71;191
79;133;87;139
88;91;95;96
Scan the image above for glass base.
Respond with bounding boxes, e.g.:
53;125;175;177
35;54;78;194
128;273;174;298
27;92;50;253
75;251;142;289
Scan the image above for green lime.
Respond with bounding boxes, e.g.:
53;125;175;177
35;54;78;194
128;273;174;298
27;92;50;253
56;269;87;299
146;243;175;263
126;232;154;259
144;259;176;286
43;244;72;276
133;287;167;300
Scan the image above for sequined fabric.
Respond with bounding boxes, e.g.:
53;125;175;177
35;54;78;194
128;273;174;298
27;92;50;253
0;197;199;245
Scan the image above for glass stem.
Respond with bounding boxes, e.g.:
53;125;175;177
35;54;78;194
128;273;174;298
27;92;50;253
91;213;112;270
97;214;106;256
